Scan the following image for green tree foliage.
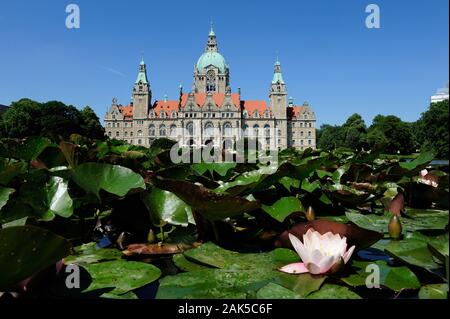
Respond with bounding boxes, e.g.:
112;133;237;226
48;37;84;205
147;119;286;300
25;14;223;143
341;113;367;151
414;100;449;159
317;124;344;151
367;115;415;154
0;99;105;140
79;106;105;140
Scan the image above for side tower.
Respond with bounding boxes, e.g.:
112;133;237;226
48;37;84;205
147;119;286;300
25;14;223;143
132;58;152;119
194;25;230;93
269;60;288;149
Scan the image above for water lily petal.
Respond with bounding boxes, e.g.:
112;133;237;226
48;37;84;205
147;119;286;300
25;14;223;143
303;228;315;249
310;249;325;266
317;255;335;274
278;262;309;274
343;245;356;264
288;233;309;262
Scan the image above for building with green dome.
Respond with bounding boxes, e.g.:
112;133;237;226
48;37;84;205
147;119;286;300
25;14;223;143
104;25;316;151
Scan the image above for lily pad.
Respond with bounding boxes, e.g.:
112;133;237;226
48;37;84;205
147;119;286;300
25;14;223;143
72;163;145;199
257;282;300;299
341;260;420;292
192;162;236;177
183;242;298;270
151;175;260;220
81;260;161;296
418;284;448;299
0;186;14;211
306;284;361;299
0;225;71;289
64;242;123;265
346;210;449;233
141;188;193;227
261;197;304;222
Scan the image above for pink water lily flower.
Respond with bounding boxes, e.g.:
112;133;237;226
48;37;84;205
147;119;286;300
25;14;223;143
279;229;356;275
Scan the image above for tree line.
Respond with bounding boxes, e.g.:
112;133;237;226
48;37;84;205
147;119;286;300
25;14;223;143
0;98;105;140
0;98;448;158
317;100;449;159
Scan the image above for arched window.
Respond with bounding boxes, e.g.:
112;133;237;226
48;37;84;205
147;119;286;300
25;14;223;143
160;112;166;119
116;132;120;137
137;130;143;137
223;122;232;137
253;124;259;137
206;70;216;92
149;125;155;136
264;124;271;137
309;122;312;128
171;111;177;118
304;114;308;119
300;131;304;137
108;123;112;127
149;111;155;118
204;122;214;136
253;111;259;119
138;139;142;145
124;132;128;137
186;122;194;136
308;131;312;137
243;111;248;118
243;124;249;137
170;125;177;137
108;132;111;137
159;125;166;136
264;110;270;118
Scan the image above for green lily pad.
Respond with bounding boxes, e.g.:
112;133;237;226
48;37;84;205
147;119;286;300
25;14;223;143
0;186;14;211
346;210;449;233
64;242;123;265
342;260;420;292
261;197;304;222
192;162;236;177
419;284;448;299
72;163;145;199
383;239;442;275
172;254;211;272
183;242;298;270
399;152;434;171
81;260;161;296
0;225;71;289
306;284;361;299
142;188;193;227
257;282;300;299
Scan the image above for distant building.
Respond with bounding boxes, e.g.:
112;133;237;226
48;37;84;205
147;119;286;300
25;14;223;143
431;83;449;103
104;26;317;150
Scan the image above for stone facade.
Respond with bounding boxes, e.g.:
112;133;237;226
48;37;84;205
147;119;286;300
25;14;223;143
104;26;316;151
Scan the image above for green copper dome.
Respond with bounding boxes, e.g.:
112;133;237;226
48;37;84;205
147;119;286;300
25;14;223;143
196;52;228;74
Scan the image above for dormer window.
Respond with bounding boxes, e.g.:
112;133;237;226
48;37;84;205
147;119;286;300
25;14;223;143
264;110;270;118
171;111;177;118
253;112;259;119
243;111;248;118
160;111;166;119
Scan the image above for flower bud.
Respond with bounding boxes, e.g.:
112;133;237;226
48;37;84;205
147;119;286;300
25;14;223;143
147;229;156;243
305;206;315;221
388;215;402;240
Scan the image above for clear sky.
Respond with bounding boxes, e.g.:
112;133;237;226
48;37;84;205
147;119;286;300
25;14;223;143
0;0;448;126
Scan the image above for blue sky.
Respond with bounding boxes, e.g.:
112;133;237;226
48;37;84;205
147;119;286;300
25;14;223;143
0;0;448;126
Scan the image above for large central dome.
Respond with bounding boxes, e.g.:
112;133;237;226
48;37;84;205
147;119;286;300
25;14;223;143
196;52;228;74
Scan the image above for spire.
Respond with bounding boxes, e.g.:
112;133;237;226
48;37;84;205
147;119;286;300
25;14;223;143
272;59;284;84
209;20;215;36
206;22;218;52
136;58;149;84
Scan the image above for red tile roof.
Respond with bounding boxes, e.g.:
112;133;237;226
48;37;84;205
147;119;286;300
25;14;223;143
287;106;306;120
119;105;133;119
242;100;271;117
153;100;179;116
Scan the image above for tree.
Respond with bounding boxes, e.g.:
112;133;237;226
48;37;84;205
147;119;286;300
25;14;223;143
317;124;344;151
80;106;105;140
341;113;367;151
368;115;414;154
414;100;449;159
0;98;105;141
